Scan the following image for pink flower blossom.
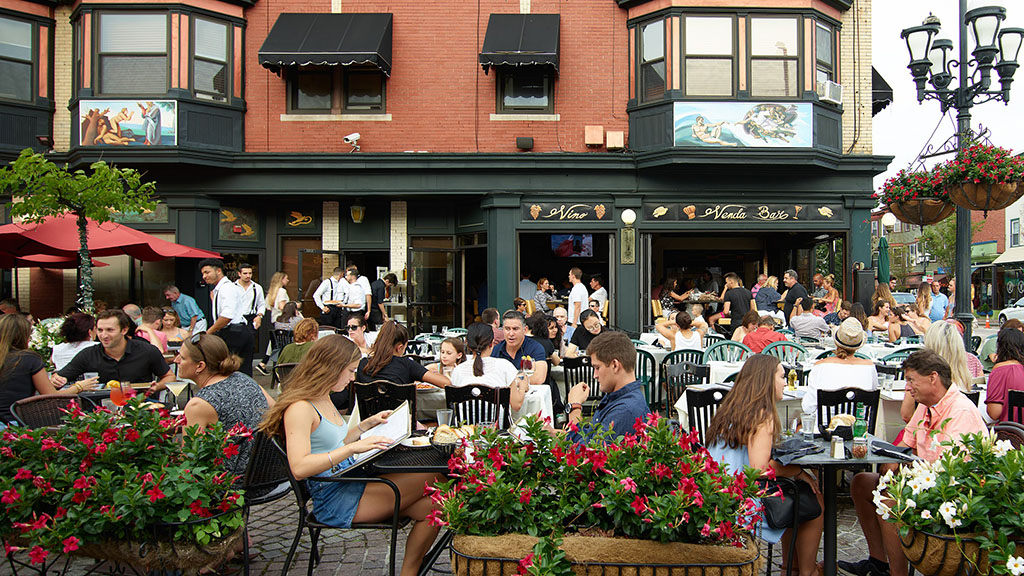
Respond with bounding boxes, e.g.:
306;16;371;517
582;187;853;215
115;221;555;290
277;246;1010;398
28;546;48;564
1;489;21;504
619;477;638;493
62;537;80;553
14;468;33;480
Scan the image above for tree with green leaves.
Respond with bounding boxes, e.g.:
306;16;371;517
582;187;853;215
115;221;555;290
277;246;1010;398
918;214;983;276
0;149;157;312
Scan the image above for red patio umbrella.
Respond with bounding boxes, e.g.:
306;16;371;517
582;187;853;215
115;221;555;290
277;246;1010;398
0;214;220;261
0;253;109;268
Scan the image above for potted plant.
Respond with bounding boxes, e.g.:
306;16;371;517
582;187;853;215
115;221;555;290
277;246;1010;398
875;167;955;227
876;432;1023;576
940;143;1024;215
0;398;247;571
428;416;767;575
29;317;64;372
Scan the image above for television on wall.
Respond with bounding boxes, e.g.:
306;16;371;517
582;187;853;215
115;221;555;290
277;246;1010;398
551;234;593;258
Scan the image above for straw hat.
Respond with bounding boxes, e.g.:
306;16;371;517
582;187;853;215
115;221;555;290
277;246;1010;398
835;317;866;350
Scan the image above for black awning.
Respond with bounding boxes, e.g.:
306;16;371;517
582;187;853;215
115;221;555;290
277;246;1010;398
872;67;894;116
258;13;393;76
479;14;560;73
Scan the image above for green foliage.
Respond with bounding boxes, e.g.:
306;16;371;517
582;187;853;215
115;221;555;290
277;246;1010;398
875;167;949;206
918;214;984;275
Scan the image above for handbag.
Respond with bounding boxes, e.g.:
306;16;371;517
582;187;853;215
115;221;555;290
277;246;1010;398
759;478;821;529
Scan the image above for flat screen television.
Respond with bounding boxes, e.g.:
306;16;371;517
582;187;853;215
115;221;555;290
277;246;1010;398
551;234;593;258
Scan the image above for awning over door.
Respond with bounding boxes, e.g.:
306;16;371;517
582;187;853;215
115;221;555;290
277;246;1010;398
479;14;560;73
993;246;1024;265
258;13;393;76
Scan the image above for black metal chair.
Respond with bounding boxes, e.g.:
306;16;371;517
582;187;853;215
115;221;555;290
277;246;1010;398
660;349;706;415
351;380;417;421
816;388;881;435
970;335;982;355
685;387;728;446
241;432;294;576
1007;390;1024;425
272;362;300;390
270;437;409;576
562;356;601;416
445;384;512;429
964;391;981;407
11;393;97;428
993;421;1024;449
272;328;294;351
874;362;904;381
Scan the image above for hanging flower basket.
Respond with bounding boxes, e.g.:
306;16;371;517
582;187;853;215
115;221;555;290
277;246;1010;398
939;143;1024;215
899;528;991;576
888;198;956;228
875;167;953;227
945;180;1021;215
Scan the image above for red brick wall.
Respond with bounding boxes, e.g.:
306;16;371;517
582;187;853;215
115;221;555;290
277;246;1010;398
243;0;630;153
972;209;1004;252
29;268;65;319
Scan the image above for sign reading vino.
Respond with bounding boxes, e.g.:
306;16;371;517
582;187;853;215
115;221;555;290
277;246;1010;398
522;203;609;222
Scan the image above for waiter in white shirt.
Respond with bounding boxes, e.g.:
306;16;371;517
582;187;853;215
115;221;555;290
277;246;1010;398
313;267;348;329
200;258;255;376
235;263;266;331
346;265;373;322
342;269;367;318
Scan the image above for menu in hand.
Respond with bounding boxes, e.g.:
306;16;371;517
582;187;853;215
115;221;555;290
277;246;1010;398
350;400;412;465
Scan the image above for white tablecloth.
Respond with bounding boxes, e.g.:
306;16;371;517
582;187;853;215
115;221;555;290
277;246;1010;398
415;384;553;424
708;361;744;383
673;383;805;430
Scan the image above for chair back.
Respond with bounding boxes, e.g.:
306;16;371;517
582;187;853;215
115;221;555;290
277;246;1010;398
660;349;705;414
685;387;729;445
1007;389;1024;425
964;390;981;407
761;341;809;364
814;349;835;360
874;362;903;381
704;332;726;345
11;394;97;429
601;300;610;321
651;299;663;320
702;340;751;363
272;329;294;350
447;328;468;336
881;349;916;364
524;300;536;315
631;339;646;347
993;421;1024;449
444;384;511;429
797;336;821;345
272;362;300;390
816;388;881;434
777;328;794;337
562;356;601;413
269;436;314;513
969;335;982;355
243;432;294;505
405;340;431;356
352;380;417;421
634;349;657;405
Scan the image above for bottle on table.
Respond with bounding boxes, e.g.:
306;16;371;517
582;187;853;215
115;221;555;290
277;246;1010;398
853;402;868;437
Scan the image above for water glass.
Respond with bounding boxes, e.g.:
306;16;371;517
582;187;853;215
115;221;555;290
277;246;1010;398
432;324;439;334
881;375;894;393
801;414;816;441
436;409;454;427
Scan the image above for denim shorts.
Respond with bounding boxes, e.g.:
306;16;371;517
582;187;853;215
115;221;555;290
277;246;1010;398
306;457;366;528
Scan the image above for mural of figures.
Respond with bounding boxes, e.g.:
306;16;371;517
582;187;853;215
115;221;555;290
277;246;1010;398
78;100;177;147
673;102;812;147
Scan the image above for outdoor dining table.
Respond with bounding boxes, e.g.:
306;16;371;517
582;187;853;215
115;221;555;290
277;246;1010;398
673;383;805;430
790;437;906;576
414;384;554;424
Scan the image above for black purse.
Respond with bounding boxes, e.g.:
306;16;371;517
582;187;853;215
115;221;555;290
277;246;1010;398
759;478;821;529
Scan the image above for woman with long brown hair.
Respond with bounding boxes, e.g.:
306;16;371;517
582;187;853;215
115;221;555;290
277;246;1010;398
915;283;932;319
705;354;823;576
259;335;441;576
0;314;72;426
356;321;448;386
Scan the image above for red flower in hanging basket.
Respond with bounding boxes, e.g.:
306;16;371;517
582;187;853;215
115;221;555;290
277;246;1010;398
876;167;949;207
938;143;1024;186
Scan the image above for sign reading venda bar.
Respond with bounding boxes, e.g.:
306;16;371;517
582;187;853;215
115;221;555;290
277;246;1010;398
522;203;610;221
643;203;843;222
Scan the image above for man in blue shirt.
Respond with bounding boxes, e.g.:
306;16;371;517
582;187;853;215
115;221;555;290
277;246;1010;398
491;310;549;386
565;331;651;444
163;285;207;333
929;280;949;322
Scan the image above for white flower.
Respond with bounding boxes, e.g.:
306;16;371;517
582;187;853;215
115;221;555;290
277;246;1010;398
945;517;962;528
1006;556;1024;576
919;471;937;491
938;501;957;520
947;476;958;487
920;509;933;520
909;480;923;495
994;440;1015;458
905;499;916;509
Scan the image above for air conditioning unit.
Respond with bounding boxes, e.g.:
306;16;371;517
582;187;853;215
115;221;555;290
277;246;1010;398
816;80;843;105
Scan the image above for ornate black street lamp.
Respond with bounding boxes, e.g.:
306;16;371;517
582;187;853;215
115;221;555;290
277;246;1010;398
900;1;1023;345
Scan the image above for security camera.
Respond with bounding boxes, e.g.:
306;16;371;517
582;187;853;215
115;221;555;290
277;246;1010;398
344;133;361;144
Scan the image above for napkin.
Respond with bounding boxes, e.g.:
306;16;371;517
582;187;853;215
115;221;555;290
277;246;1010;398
772;437;824;466
870;440;919;462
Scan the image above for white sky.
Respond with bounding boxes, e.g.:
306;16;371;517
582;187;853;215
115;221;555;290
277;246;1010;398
872;1;1024;191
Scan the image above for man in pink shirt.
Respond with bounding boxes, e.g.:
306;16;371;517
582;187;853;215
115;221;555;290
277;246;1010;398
839;349;987;576
135;306;168;353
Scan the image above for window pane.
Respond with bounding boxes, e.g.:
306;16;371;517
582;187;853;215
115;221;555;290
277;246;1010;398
101;55;167;93
641;61;665;101
0;17;32;61
685;58;732;96
195;19;227;61
0;59;32;101
194;59;226;95
751;59;797;97
816;24;833;66
816;68;831;84
751;18;798;56
642;20;664;62
346;72;383;110
100;14;167;53
295;73;331;110
685;17;732;55
502;72;549;109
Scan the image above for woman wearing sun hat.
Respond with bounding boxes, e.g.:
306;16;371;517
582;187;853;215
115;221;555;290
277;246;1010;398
801;317;878;432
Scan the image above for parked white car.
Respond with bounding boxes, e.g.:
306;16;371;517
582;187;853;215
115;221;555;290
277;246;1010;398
998;297;1024;324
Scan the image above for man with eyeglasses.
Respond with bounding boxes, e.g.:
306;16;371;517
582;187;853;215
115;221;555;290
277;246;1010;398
491;310;548;386
839;349;987;576
201;258;255;376
52;309;173;392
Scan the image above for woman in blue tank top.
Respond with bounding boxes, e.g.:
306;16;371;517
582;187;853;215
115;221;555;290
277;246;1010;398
260;335;442;576
705;355;824;576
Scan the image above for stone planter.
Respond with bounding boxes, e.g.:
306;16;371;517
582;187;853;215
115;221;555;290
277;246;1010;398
888;198;955;227
946;180;1022;215
451;533;761;576
899;528;990;576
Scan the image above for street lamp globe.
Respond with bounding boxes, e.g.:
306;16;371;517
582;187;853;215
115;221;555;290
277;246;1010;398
881;212;898;228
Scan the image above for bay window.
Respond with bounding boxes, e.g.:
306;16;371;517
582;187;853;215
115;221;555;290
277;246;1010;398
194;18;228;101
98;13;168;95
0;16;34;102
684;16;734;97
640;20;666;102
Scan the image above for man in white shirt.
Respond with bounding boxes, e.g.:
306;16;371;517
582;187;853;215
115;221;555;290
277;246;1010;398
567;267;588;327
589;275;608;307
519;272;537;300
235;263;266;333
200;258;254;376
789;297;831;340
346;264;373;322
343;268;367;317
312;267;348;329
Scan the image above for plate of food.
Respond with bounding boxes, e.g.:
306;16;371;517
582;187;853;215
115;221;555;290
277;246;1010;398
431;424;476;455
416;383;438;390
399;436;432;449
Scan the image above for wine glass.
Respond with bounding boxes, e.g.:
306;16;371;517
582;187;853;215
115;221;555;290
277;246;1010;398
165;381;190;409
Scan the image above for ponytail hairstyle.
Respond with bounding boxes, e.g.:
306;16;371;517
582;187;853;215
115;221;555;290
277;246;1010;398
364;320;409;377
182;333;242;376
466;322;494;378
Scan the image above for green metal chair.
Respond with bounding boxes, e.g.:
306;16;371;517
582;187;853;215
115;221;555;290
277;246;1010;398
814;349;835;360
797;336;821;345
631;339;648;348
761;341;809;364
446;328;468;336
777;328;794;337
881;349;916;365
660;349;705;416
635;348;658;406
702;340;752;363
854;351;872;360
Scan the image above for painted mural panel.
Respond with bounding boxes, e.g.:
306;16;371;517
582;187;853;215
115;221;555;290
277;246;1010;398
79;100;177;146
673;102;812;147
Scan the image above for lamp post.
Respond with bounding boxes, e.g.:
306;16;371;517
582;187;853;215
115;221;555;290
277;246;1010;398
900;1;1023;344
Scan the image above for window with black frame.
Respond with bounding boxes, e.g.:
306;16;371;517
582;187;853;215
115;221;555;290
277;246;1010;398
289;69;332;112
639;19;666;102
683;15;734;97
815;22;835;84
497;68;552;113
287;68;386;113
97;13;168;95
194;18;229;101
0;15;34;102
344;70;385;112
749;16;800;98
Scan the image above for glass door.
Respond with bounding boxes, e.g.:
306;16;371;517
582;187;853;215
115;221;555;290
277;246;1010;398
407;247;460;336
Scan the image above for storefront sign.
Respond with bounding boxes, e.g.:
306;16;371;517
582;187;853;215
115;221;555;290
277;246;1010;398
522;203;609;221
219;207;260;242
643;202;842;223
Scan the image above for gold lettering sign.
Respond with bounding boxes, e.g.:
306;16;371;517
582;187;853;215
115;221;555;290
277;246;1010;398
643;202;840;222
523;203;608;221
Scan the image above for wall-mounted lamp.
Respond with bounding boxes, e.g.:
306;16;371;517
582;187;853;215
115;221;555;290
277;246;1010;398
620;208;637;265
350;200;366;224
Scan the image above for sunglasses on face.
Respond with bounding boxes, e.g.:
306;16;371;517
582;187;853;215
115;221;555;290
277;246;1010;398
346;325;361;331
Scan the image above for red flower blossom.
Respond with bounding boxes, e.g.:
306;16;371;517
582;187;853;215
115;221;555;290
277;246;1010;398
519;488;532;505
71;489;92;504
487;447;505;469
62;536;80;553
76;430;94;447
518;552;535;575
93;442;108;455
28;546;47;564
586;450;608;473
123;428;140;442
1;489;21;504
619;477;638;493
222;443;240;458
651;463;672;480
145;486;166;502
14;468;33;480
425;509;448;527
227;422;252;438
630;495;648;515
